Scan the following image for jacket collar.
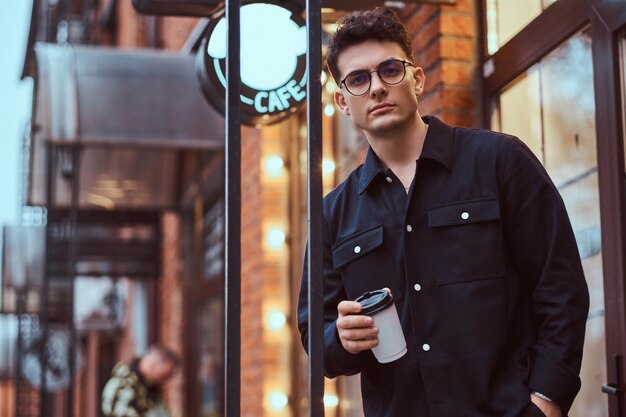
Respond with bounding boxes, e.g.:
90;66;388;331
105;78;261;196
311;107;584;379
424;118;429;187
358;115;454;194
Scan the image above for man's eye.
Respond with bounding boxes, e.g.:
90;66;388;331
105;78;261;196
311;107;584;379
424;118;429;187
348;73;368;86
381;64;401;76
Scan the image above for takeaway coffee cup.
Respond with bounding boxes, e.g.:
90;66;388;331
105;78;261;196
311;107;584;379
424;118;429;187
355;289;407;363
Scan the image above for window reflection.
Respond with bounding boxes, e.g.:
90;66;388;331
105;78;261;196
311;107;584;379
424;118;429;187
494;30;607;417
198;299;223;417
486;0;559;54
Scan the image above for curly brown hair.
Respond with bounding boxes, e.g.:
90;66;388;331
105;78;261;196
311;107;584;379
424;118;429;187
326;7;413;83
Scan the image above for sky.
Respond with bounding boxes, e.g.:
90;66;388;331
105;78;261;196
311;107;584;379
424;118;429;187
0;2;34;282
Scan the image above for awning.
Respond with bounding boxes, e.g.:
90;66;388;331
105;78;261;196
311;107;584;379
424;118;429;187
1;212;161;313
32;43;223;148
27;43;225;208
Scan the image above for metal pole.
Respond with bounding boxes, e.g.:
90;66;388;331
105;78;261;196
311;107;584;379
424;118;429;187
65;147;80;417
306;0;324;416
14;294;24;417
224;1;241;416
40;146;55;417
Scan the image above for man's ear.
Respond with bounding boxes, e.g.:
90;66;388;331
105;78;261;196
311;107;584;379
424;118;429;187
413;66;426;98
334;90;351;116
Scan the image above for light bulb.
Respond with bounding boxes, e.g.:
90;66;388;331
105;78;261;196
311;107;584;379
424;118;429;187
324;394;339;407
268;310;287;330
265;156;284;177
322;159;336;174
267;228;286;248
269;391;288;409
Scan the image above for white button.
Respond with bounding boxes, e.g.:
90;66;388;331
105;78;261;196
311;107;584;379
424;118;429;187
406;225;413;232
422;343;430;351
461;211;469;220
386;176;393;183
354;246;361;254
413;283;421;292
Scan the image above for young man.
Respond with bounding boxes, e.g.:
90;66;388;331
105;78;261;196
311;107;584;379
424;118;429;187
101;345;180;417
297;7;589;417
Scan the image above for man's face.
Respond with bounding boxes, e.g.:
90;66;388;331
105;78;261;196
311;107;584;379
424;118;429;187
334;40;424;136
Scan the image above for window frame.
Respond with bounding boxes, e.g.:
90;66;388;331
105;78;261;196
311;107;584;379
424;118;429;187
483;0;626;415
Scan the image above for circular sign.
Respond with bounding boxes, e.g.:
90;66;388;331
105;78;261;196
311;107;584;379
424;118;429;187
21;326;83;392
197;1;307;126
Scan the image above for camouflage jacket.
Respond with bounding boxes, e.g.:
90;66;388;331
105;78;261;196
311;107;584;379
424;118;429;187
101;359;170;417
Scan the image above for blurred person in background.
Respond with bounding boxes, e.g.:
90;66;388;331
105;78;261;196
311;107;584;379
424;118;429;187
102;345;180;417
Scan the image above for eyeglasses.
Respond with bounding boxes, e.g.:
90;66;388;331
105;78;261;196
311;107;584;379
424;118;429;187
339;59;414;96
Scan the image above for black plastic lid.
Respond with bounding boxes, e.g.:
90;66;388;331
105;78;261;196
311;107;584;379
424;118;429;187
355;289;394;316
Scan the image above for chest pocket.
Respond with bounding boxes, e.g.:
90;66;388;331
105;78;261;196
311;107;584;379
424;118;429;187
331;224;394;300
427;198;505;284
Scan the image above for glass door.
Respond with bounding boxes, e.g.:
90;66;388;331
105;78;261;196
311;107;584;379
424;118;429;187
493;29;607;416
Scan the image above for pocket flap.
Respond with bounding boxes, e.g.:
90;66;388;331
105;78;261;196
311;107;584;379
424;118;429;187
428;199;500;228
332;224;384;269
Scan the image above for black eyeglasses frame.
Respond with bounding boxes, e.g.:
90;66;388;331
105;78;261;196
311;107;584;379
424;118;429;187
338;59;415;96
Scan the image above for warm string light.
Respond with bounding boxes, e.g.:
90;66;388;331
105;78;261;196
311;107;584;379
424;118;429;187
322;158;336;174
267;227;286;248
262;145;291;416
269;391;289;410
267;310;287;331
324;394;339;407
264;155;285;177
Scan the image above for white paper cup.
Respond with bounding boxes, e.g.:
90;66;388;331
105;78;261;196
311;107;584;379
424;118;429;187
355;289;407;363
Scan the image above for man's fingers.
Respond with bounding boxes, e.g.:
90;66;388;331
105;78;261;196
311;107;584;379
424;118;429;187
342;338;379;354
337;300;363;316
337;313;373;330
336;299;378;354
340;326;379;341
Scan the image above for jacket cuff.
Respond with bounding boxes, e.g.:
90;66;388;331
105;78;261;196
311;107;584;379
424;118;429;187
323;321;372;378
527;346;581;414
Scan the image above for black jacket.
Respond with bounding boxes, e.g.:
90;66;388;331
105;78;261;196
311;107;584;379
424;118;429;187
298;116;589;417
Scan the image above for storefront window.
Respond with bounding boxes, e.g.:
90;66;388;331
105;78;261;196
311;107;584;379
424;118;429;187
493;30;607;417
486;0;558;54
181;186;225;417
203;202;224;280
198;298;223;417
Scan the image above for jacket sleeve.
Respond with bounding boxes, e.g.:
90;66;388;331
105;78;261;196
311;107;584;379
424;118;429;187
297;215;374;378
501;138;590;413
101;373;141;417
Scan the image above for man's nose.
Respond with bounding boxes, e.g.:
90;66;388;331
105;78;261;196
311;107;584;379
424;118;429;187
369;72;387;97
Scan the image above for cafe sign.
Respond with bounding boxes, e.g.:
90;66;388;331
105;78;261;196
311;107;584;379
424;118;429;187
197;1;307;126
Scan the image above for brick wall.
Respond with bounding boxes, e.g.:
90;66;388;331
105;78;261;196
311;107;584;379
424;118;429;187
240;125;265;417
116;281;136;361
159;211;185;417
1;379;39;417
403;0;480;127
117;0;146;47
160;16;200;50
0;381;15;417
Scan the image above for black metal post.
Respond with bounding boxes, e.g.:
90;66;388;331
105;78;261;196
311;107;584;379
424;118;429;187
224;1;241;416
14;292;24;417
40;145;55;417
65;147;81;417
306;0;324;416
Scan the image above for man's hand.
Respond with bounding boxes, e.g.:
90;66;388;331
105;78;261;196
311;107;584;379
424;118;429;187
530;393;562;417
336;300;379;354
